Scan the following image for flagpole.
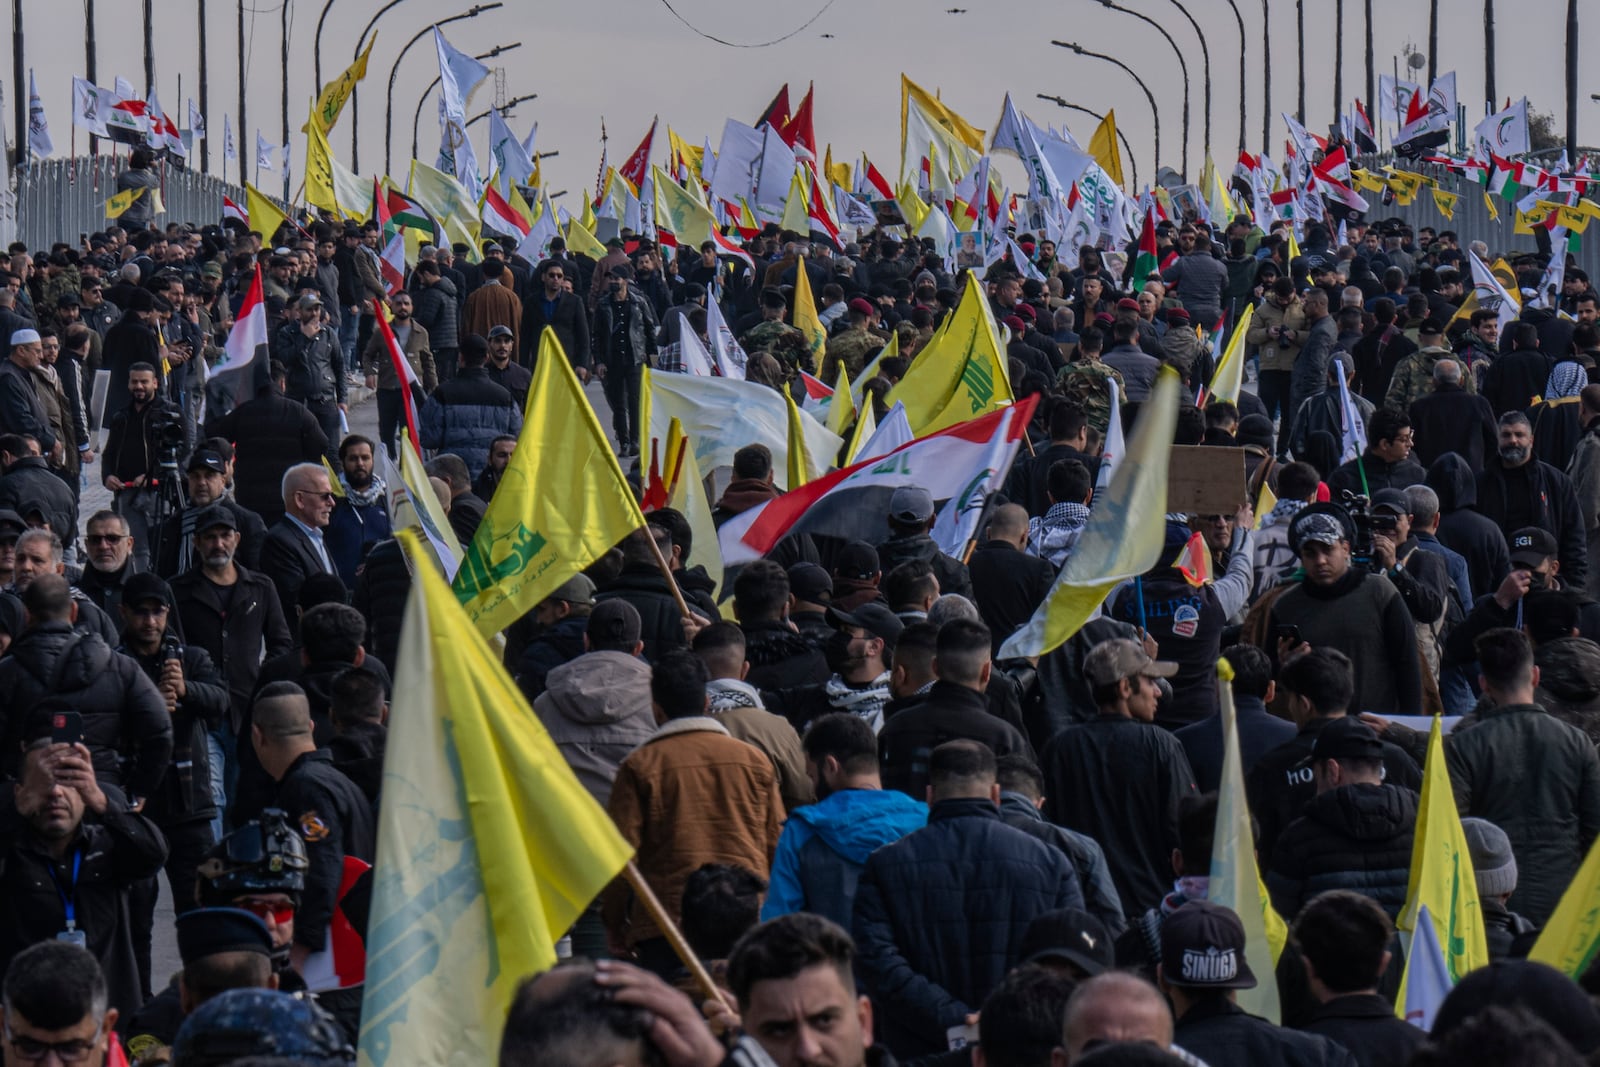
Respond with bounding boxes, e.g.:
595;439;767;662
643;522;693;620
622;861;720;1005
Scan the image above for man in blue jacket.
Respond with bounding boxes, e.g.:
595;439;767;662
852;739;1082;1059
762;713;924;931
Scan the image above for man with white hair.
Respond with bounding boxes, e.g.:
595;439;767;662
258;462;337;611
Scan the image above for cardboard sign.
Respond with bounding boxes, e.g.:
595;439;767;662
1166;445;1247;515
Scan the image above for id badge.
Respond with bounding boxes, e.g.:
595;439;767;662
57;927;87;949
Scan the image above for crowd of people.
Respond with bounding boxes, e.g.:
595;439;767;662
1;174;1600;1067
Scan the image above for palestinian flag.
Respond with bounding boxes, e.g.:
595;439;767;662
1129;210;1159;292
385;186;441;245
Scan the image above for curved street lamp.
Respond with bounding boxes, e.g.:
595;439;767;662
349;0;417;168
412;42;522;160
314;0;343;91
467;95;536;128
1160;0;1213;157
1218;0;1248;154
385;4;504;176
1037;93;1140;189
1095;0;1191;177
1052;40;1160;175
1259;0;1271;151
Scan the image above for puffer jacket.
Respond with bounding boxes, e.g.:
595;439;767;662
352;537;410;670
412;277;460;351
0;621;173;799
998;792;1126;935
515;614;590;703
1448;703;1600;923
418;366;523;480
532;650;656;808
1265;784;1418;920
853;797;1084;1058
204;390;331;522
763;787;927;930
1426;452;1511;599
1535;636;1600;746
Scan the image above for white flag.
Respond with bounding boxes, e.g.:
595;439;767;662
521;121;538;161
488;108;535;190
187;98;205;139
1468;249;1521;338
1378;74;1422;127
1400;904;1454;1031
1427;73;1457;129
433;26;489;188
223;115;236;161
281;141;292;173
71;77;110;137
1333;358;1368;463
1474;98;1531;159
27;71;52;158
705;294;747;380
255;130;275;172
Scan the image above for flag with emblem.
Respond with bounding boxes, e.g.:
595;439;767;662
453;328;648;637
884;272;1013;435
358;528;634;1067
104;187;143;219
1530;834;1600;978
792;256;828;374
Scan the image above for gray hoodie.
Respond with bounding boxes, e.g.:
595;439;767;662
533;650;656;807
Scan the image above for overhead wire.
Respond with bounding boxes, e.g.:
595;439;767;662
653;0;839;48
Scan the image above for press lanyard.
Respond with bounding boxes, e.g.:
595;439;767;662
47;850;83;931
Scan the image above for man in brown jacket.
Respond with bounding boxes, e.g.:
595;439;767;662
461;258;522;354
360;291;436;457
604;648;784;976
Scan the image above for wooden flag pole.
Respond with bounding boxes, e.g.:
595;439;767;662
622;859;720;1005
643;523;693;619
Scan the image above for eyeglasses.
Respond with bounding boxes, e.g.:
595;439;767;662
297;490;337;503
235;898;295;926
4;1021;103;1062
85;534;126;545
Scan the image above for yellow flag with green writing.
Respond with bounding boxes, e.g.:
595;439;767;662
105;187;143;220
1530;835;1600;978
306;35;374;134
358;528;633;1067
453;327;648;636
886;272;1013;435
784;383;815;488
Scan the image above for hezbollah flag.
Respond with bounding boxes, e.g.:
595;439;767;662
105;187;144;219
1396;716;1490;1030
793;255;828;374
784;383;816;488
453;328;648;636
1530;835;1600;977
885;272;1013;435
1202;303;1255;406
306;35;375;135
999;367;1181;658
358;529;633;1067
244;183;290;243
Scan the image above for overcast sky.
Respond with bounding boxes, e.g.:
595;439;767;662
13;0;1587;204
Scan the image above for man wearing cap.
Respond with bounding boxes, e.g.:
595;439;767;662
1263;718;1418;920
1476;410;1588;593
853;739;1081;1058
0;330;62;467
1160;901;1356;1065
417;334;523;481
152;449;268;580
770;601;901;734
270;294;345;452
1040;638;1197;916
515;574;597;704
820;299;881;384
877;485;973;601
0;431;76;553
121;908;279;1064
1386;318;1476;413
483;323;531;409
462;258;522;356
359;290;435;457
786;561;835;646
739;288;802;360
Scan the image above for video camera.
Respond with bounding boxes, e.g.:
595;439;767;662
148;405;187;462
1339;492;1399;570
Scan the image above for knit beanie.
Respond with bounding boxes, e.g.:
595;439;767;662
1461;817;1518;898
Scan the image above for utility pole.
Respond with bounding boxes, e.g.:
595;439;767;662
12;0;24;168
143;0;155;97
198;0;209;173
86;0;99;155
237;0;247;186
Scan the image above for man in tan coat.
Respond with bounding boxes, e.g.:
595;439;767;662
461;258;522;354
604;648;784;975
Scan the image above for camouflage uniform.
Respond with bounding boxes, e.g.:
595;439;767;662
821;327;880;384
740;320;801;356
36;265;81;323
1385;344;1476;412
1058;358;1126;438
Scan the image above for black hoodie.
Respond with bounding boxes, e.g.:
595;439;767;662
1426;452;1512;598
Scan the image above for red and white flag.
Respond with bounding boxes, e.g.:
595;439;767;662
373;298;422;444
862;155;894;200
718;398;1037;564
618;117;658;194
378;233;406;295
806;167;842;249
709;227;754;270
480;182;530;239
216;267;267;377
222;195;247;227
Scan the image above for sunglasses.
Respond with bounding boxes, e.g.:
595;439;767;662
235;898;295;926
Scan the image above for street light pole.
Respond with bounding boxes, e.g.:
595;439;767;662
86;0;98;155
1363;0;1374;125
1296;0;1305;122
1219;0;1247;155
237;0;247;185
1037;94;1139;189
385;4;503;176
350;0;416;169
314;0;342;92
1161;0;1213;158
1484;0;1496;110
412;42;522;160
198;0;209;173
467;94;535;128
1260;0;1271;151
1332;0;1344;126
1096;0;1190;177
12;0;23;170
1051;41;1159;177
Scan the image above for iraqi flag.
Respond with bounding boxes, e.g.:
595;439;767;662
373;298;422;445
719;397;1037;565
215;267;267;377
221;195;247;227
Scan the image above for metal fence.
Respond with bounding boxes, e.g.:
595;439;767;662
1352;149;1600;279
13;156;254;250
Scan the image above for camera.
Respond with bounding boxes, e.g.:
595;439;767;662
148;405;187;460
1339;492;1389;569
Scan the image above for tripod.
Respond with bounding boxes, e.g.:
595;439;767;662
144;450;189;573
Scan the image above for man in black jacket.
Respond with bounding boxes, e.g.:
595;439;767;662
853;739;1081;1058
1426;451;1512;599
1409;358;1497;470
1482;320;1552;415
593;526;714;662
731;560;829;693
101;363;178;570
204;362;330;527
151;448;268;580
259;463;338;614
590;264;657;455
1291;891;1425;1065
1476;411;1588;593
269;295;345;455
1041;638;1197;917
876;486;973;601
967;505;1056;654
0;432;77;552
1325;408;1427;501
0;330;62;467
521;259;590;375
1174;644;1297;795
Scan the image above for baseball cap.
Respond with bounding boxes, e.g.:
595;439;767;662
833;541;881;581
488;324;514;339
1370;488;1409;515
193;504;238;533
1311;716;1384;762
176;908;274;965
1019;908;1114;975
889;485;936;524
1509;526;1558;567
54;291;80;308
787;562;833;604
546;573;595;607
587;599;641;648
187;448;227;475
295;293;322;310
1082;637;1178;688
1160;900;1257;990
828;601;905;649
121;572;173;609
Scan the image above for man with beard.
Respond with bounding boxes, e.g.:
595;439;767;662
99;288;161;421
1477;411;1588;593
360;290;434;459
485;324;532;408
151;449;268;580
77;509;140;624
324;435;390;588
472;434;515;503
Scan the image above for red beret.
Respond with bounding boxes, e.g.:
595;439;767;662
1002;315;1026;333
1015;302;1037;321
848;297;876;317
1116;297;1140;311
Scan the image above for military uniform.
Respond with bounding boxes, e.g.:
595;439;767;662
1058;358;1126;437
740;320;801;355
1386;344;1477;412
820;327;881;384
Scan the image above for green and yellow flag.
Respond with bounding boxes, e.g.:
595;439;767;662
566;216;608;260
997;367;1180;658
358;528;634;1066
306;35;375;135
661;419;724;604
1530;834;1600;978
244;183;290;242
453;327;648;637
652;164;716;246
792;254;828;374
104;187;144;220
886;272;1012;435
1432;188;1459;221
409;159;483;263
305;102;370;220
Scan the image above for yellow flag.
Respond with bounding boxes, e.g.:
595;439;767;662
244;183;289;241
886;272;1013;435
653;165;716;246
1088;110;1125;188
784;383;815;489
850;329;896;407
663;420;724;605
826;362;855;438
1396;717;1490;1017
508;183;537;230
997;368;1180;658
900;74;985;186
895;179;930;232
322;457;346;498
1208;656;1286;1023
792;255;828;375
1286;226;1302;264
781;167;811;235
1253;480;1277;530
1483;191;1500;222
901;75;985;154
104;187;143;219
358;529;634;1066
566;216;608;260
844;401;876;465
1530;834;1600;978
1205;303;1254;405
453;328;649;636
1431;188;1458;221
306;35;375;135
1554;205;1593;234
409;159;482;263
383;430;464;576
579;193;598;233
1515;205;1553;236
